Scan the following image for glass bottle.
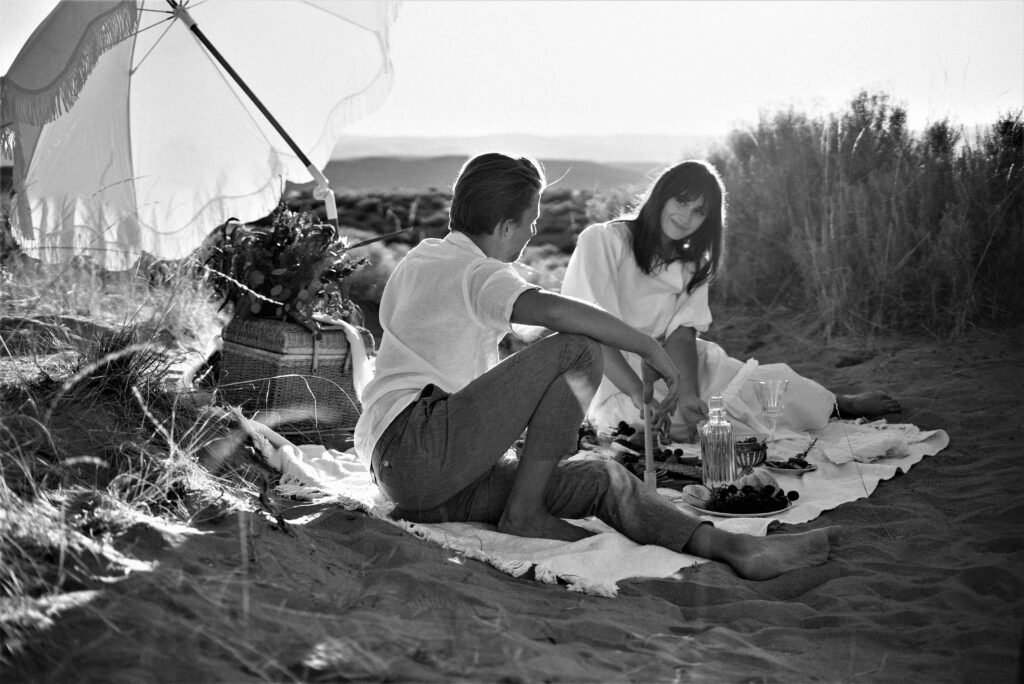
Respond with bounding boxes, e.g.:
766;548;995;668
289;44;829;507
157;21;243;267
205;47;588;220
699;396;736;489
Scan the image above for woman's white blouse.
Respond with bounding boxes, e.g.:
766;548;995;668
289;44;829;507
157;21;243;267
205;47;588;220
561;221;712;339
561;220;833;438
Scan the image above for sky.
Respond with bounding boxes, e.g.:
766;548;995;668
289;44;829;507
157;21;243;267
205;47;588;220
1;0;1022;140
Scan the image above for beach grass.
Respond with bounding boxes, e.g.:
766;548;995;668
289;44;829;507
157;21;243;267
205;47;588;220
706;91;1024;338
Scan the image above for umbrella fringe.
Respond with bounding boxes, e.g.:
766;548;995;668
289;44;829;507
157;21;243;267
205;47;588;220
0;0;139;134
2;1;399;270
0;128;14;160
322;62;395;153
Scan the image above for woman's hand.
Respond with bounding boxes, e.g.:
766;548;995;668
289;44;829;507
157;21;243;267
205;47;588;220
626;378;676;442
635;342;678;440
668;394;708;443
650;396;676;440
640;343;678;407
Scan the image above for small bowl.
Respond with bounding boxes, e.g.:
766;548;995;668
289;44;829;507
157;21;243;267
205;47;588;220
734;433;768;473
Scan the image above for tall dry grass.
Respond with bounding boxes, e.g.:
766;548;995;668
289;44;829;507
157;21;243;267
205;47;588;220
0;254;256;667
707;91;1024;338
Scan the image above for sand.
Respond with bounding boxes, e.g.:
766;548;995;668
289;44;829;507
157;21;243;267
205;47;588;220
6;310;1023;682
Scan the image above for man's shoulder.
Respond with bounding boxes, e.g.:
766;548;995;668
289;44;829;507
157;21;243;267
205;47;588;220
388;235;508;296
404;236;447;258
397;236;471;271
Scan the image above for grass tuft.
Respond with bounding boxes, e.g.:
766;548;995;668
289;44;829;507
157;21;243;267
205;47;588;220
0;254;255;669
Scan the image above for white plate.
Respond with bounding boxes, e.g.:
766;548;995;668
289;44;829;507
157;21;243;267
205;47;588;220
690;500;793;518
765;462;818;474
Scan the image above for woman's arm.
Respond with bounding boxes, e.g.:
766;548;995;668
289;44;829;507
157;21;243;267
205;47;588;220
512;289;678;407
663;325;707;442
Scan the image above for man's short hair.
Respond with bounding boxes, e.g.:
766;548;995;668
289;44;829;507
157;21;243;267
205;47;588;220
449;153;546;235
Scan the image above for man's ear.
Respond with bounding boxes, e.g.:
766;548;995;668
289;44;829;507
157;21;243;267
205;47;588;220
496;218;515;237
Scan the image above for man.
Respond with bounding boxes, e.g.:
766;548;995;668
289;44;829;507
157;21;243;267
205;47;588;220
354;153;831;579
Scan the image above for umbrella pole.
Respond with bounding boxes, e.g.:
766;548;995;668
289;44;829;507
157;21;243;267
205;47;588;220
167;0;339;228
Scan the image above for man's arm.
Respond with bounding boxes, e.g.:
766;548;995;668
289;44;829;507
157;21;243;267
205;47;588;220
511;289;677;405
601;346;643;408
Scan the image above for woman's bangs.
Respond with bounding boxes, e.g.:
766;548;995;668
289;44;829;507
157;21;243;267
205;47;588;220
676;188;704;205
702;175;722;209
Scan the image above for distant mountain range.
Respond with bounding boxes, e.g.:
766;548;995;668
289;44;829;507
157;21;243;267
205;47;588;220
302;133;720;192
330;133;718;165
1;157;656;195
3;134;721;193
292;155;662;193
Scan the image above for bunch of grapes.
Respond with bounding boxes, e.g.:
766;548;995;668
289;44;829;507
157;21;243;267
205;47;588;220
768;438;817;469
769;455;811;469
710;484;799;515
654;447;685;464
612;421;636;438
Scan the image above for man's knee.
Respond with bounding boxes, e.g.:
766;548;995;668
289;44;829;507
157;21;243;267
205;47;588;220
569;459;637;497
549;333;603;374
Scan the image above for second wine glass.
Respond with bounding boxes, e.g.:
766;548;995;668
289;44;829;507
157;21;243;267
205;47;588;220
754;379;789;455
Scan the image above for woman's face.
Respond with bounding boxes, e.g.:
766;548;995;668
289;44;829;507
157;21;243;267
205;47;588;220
659;194;707;242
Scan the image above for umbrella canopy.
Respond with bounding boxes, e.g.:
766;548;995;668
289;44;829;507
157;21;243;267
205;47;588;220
1;0;398;269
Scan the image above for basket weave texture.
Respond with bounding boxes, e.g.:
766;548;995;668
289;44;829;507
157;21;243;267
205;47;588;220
219;318;361;441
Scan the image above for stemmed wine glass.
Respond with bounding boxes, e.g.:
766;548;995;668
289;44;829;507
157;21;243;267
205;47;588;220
754;379;789;456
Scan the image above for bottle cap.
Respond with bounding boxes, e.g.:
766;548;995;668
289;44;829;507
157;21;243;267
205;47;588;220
708;396;724;411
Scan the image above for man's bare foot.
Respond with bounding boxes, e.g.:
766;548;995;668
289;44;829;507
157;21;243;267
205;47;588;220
836;390;902;418
728;527;836;580
498;510;593;543
685;524;836;580
732;528;834;580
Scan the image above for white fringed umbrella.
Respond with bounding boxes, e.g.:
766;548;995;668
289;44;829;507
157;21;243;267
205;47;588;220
1;0;398;269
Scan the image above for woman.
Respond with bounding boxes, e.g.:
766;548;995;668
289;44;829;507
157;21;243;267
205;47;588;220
561;160;900;443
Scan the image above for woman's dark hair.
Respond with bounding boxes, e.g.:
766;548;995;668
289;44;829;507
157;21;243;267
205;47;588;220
624;160;726;293
449;153;546;235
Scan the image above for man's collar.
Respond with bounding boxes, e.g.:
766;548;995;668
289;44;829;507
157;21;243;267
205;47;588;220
446;230;489;258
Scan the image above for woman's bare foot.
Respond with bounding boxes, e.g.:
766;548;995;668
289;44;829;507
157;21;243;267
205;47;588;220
836;390;902;418
498;509;593;543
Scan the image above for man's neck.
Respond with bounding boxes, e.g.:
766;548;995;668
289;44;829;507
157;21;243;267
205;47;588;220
454;229;506;261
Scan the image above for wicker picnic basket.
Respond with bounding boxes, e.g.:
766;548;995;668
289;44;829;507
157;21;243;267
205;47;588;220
218;317;361;447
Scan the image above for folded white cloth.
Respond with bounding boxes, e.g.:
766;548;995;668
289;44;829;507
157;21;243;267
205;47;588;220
231;406;390;516
246;415;948;596
813;420;922;464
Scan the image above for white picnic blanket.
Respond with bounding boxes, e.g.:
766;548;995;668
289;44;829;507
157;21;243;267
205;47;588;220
239;413;949;597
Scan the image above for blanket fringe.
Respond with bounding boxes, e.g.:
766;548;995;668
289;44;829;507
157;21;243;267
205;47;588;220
395;521;622;597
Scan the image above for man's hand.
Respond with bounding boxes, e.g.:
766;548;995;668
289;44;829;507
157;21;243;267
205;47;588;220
640;343;678;404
